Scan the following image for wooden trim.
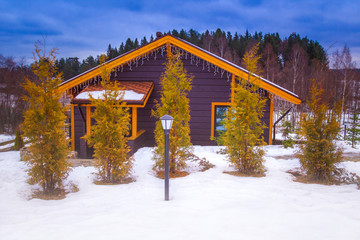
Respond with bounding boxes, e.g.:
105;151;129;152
86;105;91;136
167;37;301;104
127;129;146;141
131;107;137;138
139;83;154;107
166;43;171;58
269;94;274;145
211;102;231;139
71;104;75;151
231;74;235;103
57;37;170;93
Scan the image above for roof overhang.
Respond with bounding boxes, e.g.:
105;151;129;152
58;35;301;105
71;81;154;107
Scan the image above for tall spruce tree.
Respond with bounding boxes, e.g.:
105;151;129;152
85;55;133;183
297;79;343;182
221;43;267;175
152;53;193;174
22;41;71;194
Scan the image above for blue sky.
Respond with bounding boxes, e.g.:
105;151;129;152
1;0;359;66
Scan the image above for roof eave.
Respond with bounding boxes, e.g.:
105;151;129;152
58;34;301;105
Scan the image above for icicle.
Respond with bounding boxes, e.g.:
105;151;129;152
221;69;225;78
141;56;144;65
227;72;231;82
207;62;210;72
154;50;157;60
128;61;132;71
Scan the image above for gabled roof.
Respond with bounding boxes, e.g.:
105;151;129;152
58;35;301;104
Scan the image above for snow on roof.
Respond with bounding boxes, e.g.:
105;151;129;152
75;90;144;101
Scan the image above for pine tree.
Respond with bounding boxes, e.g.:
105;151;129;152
345;110;360;148
281;117;295;148
152;53;193;174
22;41;71;194
297;79;343;182
221;43;267;175
85;55;133;183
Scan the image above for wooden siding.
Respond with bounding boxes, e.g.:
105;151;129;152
113;52;271;146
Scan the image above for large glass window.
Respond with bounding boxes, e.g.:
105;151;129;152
215;105;229;137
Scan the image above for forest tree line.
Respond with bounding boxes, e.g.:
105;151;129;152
1;28;359;134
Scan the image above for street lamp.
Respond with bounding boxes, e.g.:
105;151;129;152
160;114;174;201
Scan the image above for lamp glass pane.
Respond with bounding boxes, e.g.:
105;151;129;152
161;119;166;130
168;119;173;130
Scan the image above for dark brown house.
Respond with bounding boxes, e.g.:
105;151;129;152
58;35;301;158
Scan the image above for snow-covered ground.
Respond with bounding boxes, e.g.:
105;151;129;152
0;134;15;143
1;145;360;240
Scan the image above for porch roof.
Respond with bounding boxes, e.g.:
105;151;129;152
71;81;154;107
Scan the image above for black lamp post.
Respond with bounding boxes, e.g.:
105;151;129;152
160;114;174;201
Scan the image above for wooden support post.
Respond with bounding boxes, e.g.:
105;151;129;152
231;74;235;103
166;43;171;58
86;105;91;136
71;104;75;151
269;94;274;145
132;107;137;138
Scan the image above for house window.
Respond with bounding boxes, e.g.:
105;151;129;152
211;102;230;139
214;105;229;138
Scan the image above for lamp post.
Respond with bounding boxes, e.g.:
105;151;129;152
160;115;174;201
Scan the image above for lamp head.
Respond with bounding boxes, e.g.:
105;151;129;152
160;115;174;131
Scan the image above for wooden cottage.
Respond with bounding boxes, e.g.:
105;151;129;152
58;35;302;158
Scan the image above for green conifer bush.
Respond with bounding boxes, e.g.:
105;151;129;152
22;41;71;194
345;110;360;148
297;79;343;182
281;119;295;148
152;53;193;174
85;55;134;183
221;43;267;175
